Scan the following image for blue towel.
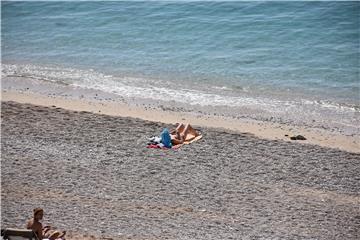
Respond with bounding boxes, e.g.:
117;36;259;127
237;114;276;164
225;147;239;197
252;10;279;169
160;128;172;148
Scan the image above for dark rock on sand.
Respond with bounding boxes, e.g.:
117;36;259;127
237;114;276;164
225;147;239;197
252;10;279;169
290;135;307;140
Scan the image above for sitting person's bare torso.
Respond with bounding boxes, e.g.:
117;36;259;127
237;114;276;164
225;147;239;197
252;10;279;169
26;208;66;240
26;208;44;239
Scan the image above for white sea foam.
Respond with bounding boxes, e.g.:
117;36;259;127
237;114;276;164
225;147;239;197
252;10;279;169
3;63;359;119
2;64;113;85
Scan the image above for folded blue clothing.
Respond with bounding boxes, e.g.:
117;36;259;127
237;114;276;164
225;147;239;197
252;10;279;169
160;128;172;148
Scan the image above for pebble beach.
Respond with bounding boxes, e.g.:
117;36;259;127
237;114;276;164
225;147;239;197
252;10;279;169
2;1;360;239
1;100;359;240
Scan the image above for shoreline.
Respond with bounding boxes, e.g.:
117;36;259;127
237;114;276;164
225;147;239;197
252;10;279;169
2;90;359;153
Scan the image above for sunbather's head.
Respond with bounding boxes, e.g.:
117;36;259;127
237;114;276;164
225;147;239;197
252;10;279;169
33;208;43;221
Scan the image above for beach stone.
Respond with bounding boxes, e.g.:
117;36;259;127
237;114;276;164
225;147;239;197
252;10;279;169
290;135;307;140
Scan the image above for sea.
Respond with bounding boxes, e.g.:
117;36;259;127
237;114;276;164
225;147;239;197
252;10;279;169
2;1;359;134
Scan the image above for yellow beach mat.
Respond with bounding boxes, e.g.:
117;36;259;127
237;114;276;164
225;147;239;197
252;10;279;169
172;134;202;149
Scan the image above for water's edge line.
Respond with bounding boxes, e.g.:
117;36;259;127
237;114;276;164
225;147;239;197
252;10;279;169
2;90;359;153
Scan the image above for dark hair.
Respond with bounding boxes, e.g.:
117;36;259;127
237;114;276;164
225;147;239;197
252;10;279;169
33;208;43;216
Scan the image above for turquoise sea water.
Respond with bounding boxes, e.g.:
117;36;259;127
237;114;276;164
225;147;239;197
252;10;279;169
2;1;359;131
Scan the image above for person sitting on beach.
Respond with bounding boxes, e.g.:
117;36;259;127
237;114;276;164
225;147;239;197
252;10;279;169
170;123;200;145
26;208;44;239
26;208;66;240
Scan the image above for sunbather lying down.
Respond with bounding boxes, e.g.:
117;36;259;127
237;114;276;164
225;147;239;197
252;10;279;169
170;123;201;145
26;208;66;240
